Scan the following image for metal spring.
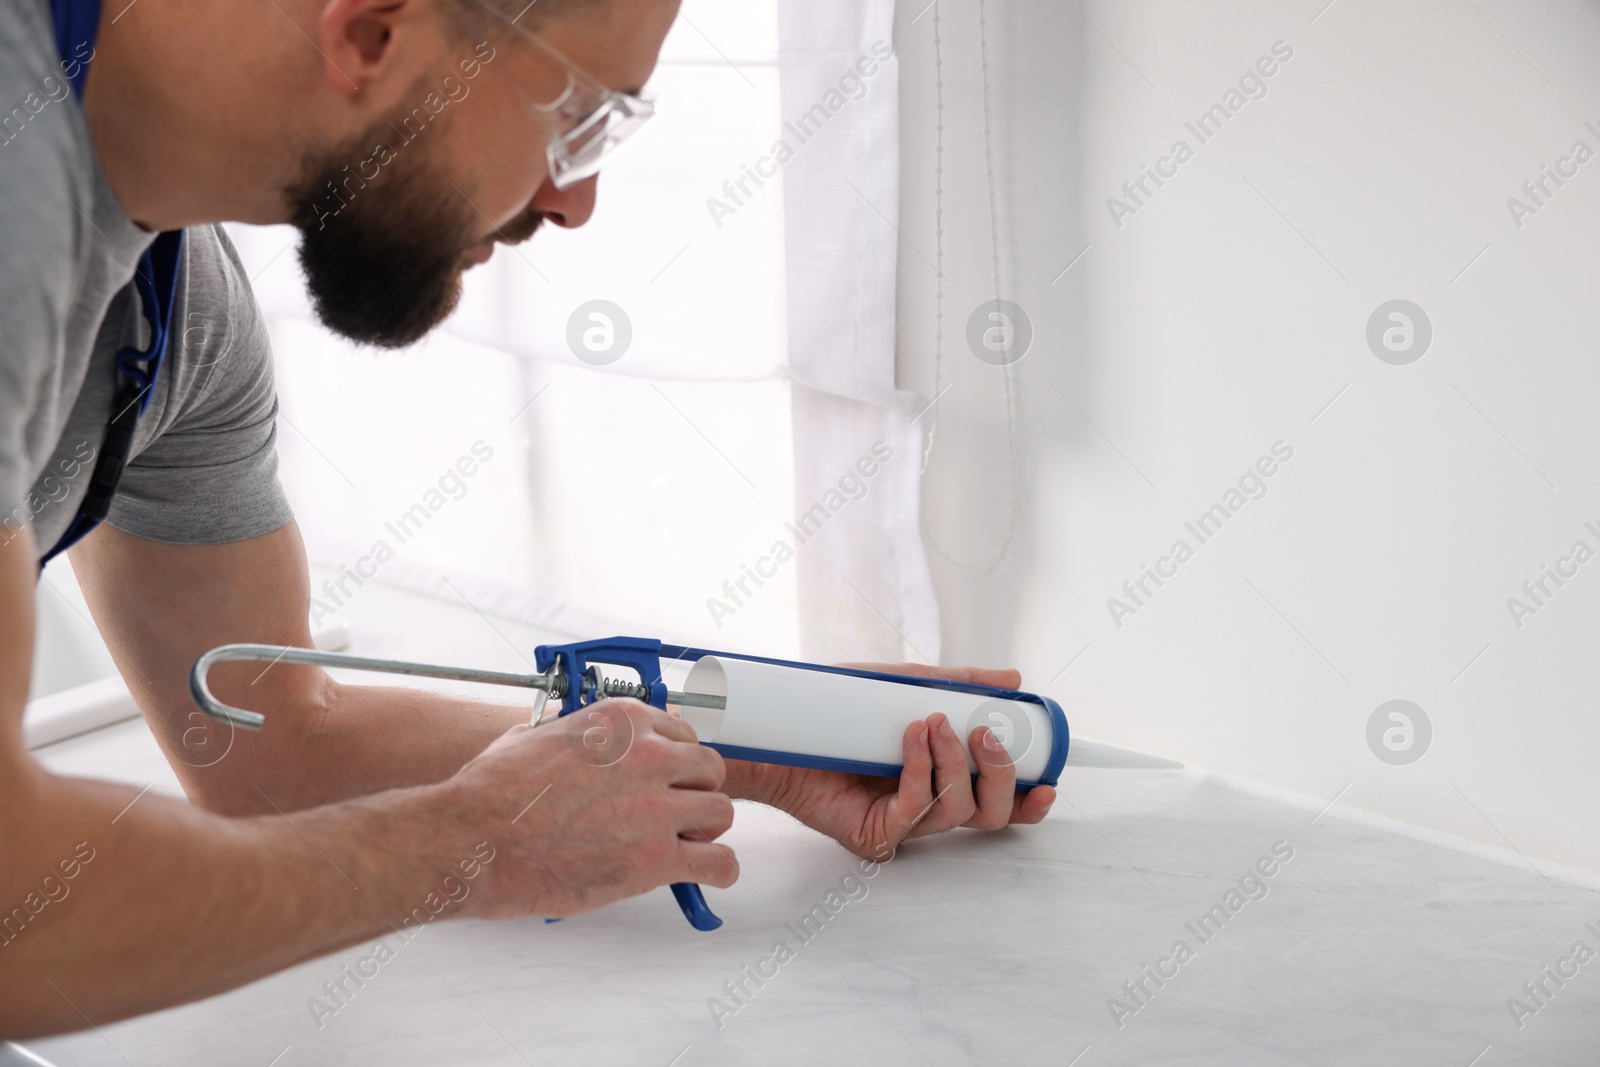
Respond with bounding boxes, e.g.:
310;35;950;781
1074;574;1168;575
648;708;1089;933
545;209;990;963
591;673;651;702
579;666;726;710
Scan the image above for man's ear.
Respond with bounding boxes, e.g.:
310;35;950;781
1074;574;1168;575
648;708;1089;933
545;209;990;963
314;0;437;97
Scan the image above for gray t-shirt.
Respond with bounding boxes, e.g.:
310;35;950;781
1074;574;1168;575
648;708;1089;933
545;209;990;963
2;0;292;557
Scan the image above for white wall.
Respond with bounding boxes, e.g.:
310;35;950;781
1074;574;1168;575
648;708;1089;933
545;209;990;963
898;0;1600;878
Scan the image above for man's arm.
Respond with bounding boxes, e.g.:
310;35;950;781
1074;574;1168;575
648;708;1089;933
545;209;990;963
70;519;1054;841
71;520;804;813
5;524;737;1038
68;520;533;813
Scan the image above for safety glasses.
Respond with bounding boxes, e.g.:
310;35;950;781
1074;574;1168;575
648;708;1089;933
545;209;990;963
468;0;657;189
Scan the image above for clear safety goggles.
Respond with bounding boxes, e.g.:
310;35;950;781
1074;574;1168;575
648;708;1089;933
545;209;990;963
468;0;657;189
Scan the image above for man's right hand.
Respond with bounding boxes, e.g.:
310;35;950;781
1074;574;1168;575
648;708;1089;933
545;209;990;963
433;698;738;922
9;516;742;1039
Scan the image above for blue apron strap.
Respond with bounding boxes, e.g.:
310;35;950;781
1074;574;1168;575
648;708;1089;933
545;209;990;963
39;0;185;569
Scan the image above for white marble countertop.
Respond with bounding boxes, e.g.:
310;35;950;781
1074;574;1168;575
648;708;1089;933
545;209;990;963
18;583;1600;1066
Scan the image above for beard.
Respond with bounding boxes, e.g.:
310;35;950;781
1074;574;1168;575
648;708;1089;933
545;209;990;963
286;117;545;349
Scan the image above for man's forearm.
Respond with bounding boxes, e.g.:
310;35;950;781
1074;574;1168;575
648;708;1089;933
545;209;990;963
189;677;527;813
190;680;781;813
64;525;781;813
0;763;461;1037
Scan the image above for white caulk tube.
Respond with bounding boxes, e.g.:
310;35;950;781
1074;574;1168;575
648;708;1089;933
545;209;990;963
676;656;1067;785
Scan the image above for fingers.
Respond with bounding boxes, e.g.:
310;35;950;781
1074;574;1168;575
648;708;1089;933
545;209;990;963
629;699;701;744
836;662;1023;691
676;840;740;888
889;719;935;837
660;741;726;792
653;718;701;746
967;725;1017;830
921;713;977;830
892;714;977;842
657;785;735;842
940;665;1023;690
585;696;701;744
894;717;1048;842
1011;784;1056;825
563;699;726;789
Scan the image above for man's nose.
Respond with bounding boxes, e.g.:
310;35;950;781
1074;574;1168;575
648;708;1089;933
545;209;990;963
531;174;598;228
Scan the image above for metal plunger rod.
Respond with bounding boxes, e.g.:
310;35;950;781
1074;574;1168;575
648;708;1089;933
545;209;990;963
190;643;724;731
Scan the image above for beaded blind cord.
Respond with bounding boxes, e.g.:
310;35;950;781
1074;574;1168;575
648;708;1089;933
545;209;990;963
918;0;1022;575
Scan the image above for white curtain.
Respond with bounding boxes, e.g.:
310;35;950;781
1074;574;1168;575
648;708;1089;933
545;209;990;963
227;0;937;665
777;0;940;665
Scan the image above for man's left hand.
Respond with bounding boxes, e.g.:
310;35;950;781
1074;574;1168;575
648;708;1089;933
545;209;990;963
724;664;1057;859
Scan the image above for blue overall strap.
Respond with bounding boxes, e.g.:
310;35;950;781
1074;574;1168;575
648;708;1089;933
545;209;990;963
50;0;99;97
42;232;185;565
39;0;186;568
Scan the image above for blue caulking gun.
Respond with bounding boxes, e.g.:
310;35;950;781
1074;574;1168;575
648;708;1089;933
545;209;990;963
191;636;1176;931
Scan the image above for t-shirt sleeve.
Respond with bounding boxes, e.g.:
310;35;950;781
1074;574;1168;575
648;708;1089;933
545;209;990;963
107;225;295;544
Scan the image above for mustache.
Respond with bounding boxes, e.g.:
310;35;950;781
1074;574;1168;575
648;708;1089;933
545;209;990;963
491;208;545;246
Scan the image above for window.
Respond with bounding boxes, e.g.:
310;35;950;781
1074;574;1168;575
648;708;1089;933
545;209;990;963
227;0;928;668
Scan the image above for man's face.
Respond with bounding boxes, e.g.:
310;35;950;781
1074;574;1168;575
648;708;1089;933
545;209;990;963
289;0;676;348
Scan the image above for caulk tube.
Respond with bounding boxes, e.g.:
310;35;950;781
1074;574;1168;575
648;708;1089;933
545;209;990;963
676;656;1066;786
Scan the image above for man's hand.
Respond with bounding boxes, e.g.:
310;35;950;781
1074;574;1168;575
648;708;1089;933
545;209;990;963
438;698;738;921
729;665;1057;859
